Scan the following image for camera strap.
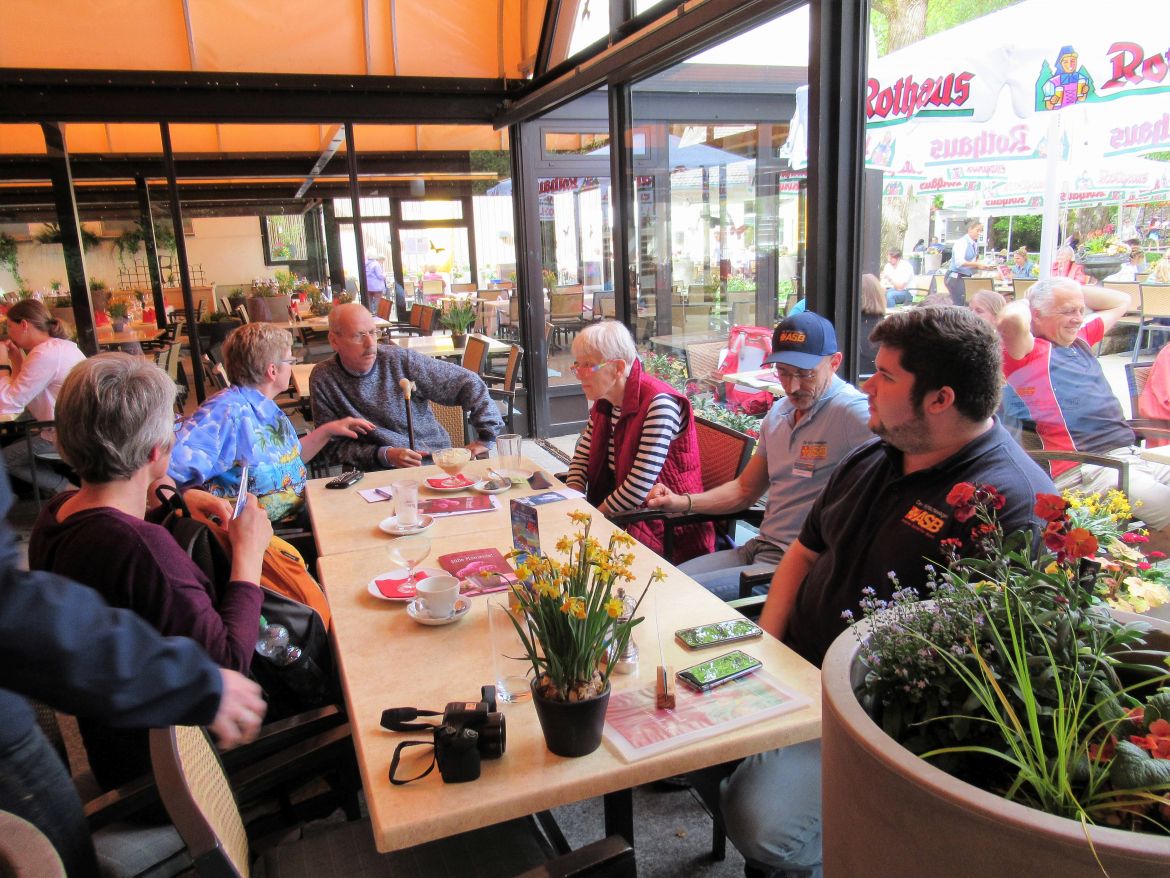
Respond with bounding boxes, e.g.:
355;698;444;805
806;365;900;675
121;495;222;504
381;706;442;732
388;739;437;785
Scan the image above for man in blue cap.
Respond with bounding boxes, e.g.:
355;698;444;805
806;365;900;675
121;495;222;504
646;311;871;599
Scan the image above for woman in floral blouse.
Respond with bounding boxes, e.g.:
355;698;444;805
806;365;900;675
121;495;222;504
169;323;372;523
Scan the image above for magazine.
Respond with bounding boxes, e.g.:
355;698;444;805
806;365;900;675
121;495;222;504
603;669;810;762
437;548;517;595
417;494;498;518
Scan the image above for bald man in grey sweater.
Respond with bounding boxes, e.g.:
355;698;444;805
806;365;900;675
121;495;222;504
310;304;503;470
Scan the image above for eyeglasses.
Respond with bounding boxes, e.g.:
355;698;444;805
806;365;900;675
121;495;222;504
569;360;614;377
771;365;819;383
336;330;380;343
278;357;298;366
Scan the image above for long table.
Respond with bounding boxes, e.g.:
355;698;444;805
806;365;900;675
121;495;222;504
310;460;822;854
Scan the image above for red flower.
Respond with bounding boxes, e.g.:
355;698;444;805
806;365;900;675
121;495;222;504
1149;551;1167;561
1139;561;1153;571
953;505;976;523
947;483;977;508
1033;493;1068;522
1043;520;1067;553
1088;734;1117;763
1121;531;1150;545
1131;718;1170;759
1062;528;1098;560
1129;706;1146;725
980;486;1005;510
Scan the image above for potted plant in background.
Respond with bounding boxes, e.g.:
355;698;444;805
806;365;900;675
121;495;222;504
197;309;242;350
822;484;1170;877
246;277;291;323
440;298;477;348
106;295;132;332
1077;232;1130;283
507;511;659;757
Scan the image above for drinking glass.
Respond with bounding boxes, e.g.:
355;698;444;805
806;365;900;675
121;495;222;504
488;597;532;703
388;535;431;585
495;434;523;475
396;479;420;526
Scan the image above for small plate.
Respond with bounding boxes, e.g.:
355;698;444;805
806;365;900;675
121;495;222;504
378;514;435;536
499;468;534;485
472;479;512;494
425;477;475;491
367;567;445;601
407;596;471;625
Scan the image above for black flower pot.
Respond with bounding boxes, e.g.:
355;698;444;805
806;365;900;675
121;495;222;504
531;682;610;757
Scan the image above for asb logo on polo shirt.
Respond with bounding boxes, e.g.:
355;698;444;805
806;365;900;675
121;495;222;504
902;500;947;535
777;330;807;344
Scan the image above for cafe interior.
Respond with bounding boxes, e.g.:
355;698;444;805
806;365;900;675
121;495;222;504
3;0;1168;876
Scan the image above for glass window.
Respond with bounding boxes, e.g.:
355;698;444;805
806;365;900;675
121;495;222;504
263;215;306;263
544;131;611;156
332;197;391;219
400;200;463;221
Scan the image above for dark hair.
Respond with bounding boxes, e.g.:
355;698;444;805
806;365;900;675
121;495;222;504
7;299;68;339
869;307;1001;422
966;218;982;232
887;248;902;258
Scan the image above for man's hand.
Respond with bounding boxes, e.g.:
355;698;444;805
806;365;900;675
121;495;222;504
646;484;686;512
226;495;273;585
183;488;234;524
382;446;424;468
208;669;266;748
325;416;376;439
466;440;490;459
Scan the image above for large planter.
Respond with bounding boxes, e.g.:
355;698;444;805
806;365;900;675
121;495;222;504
924;252;943;272
1077;254;1126;284
531;682;610;758
821;612;1170;878
246;294;293;323
197;317;242;348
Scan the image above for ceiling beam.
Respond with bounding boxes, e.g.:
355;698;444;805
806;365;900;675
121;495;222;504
295;125;347;198
0;68;522;124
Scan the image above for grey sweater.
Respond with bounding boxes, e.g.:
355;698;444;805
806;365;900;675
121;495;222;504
309;345;504;470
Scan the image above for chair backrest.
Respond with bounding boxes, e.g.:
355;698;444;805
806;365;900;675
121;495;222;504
1107;281;1141;314
687;285;709;303
501;344;523;392
1026;449;1129;496
0;810;66;878
1013;278;1037;298
429;401;467;448
685;341;725;380
1140;283;1170;318
730;301;756;326
1127;360;1155;418
202;355;231;390
550;291;584;319
450;282;476;293
555;284;584;296
421;279;445;298
415;304;438;335
694;416;757;493
509;296;520;322
234;304;250;324
962;277;994;301
490;280;514;290
376;297;392;321
598;295;616;318
150;726;250;878
460;334;490;375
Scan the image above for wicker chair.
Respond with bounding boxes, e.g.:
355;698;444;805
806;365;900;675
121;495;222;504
484;344;524;432
430;401;468;448
1127;360;1155;418
0;811;65;878
684;341;725;382
150;725;635;878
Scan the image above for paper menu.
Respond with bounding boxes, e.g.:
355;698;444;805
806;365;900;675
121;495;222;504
437;548;517;596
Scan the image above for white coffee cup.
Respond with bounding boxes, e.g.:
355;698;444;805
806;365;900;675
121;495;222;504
416;574;459;618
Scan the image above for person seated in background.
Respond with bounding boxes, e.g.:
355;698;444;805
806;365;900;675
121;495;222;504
1011;247;1032;279
998;278;1170;531
879;248;914;307
1105;245;1146;283
564;320;713;564
28;353;272;791
919;292;954;309
646;313;871;598
1139;342;1170;448
170;323;373;524
1051;244;1092;285
310;303;502;470
1149;253;1170;284
0;299;86;495
858;273;887;375
969;289;1007;326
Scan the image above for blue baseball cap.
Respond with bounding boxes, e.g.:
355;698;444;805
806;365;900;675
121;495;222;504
763;312;839;370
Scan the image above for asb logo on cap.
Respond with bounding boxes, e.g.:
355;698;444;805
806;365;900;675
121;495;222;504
778;330;807;344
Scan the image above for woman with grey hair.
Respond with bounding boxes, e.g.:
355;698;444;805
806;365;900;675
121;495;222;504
169;322;373;523
1051;244;1091;286
564;320;712;563
27;353;272;792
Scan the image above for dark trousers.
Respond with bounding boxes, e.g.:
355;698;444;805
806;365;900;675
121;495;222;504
944;271;966;306
0;725;98;878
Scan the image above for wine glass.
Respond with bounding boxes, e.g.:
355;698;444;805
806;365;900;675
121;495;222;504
388;535;432;587
433;447;472;482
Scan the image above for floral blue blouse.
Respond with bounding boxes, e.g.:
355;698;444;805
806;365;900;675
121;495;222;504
169;385;307;522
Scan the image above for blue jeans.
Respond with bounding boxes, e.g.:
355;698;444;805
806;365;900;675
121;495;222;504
885;289;910;307
677;537;784;601
0;724;98;877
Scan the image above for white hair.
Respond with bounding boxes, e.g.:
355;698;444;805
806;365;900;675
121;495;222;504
1027;277;1081;313
572;320;638;375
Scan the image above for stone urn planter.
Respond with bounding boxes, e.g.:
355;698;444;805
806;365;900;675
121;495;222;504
924;252;943;272
821;612;1170;878
1076;254;1127;285
245;294;292;323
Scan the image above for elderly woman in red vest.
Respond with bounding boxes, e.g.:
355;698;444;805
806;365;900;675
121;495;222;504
564;320;713;563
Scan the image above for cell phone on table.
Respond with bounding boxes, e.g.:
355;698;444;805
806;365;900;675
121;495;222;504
326;469;364;489
675;619;763;650
231;464;250;519
676;649;762;692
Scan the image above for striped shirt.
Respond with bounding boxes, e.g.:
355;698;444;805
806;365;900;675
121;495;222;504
565;393;683;514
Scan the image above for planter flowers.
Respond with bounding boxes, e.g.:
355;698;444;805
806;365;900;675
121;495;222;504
845;482;1170;836
507;511;662;756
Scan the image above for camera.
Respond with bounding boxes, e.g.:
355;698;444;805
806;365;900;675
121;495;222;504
383;685;506;784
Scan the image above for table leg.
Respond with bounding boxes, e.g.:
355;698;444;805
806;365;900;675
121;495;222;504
603;788;634;845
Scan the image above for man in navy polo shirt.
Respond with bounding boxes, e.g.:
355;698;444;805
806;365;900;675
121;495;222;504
645;312;871;600
719;307;1052;878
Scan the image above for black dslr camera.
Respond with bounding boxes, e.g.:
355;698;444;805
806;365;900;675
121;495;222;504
382;685;506;784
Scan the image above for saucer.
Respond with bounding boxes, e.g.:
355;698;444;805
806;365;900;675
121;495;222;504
378;514;435;535
472;479;511;494
406;596;471;626
499;468;534;485
425;475;475;492
368;567;445;601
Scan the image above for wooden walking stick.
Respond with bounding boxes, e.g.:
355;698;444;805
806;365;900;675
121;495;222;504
399;377;416;450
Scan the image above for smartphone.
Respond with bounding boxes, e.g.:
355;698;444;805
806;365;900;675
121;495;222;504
231;464;250;519
675;619;763;650
676;650;762;692
326;469;364;489
528;471;552;489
